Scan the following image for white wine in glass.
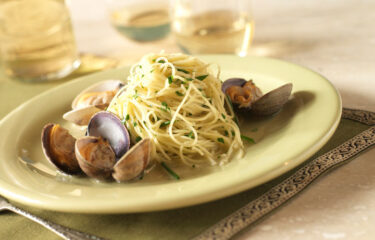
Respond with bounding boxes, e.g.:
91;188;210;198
107;0;170;42
170;0;254;56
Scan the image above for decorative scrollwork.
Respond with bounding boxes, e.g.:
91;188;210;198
194;108;375;240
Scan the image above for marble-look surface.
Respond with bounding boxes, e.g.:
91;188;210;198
68;0;375;239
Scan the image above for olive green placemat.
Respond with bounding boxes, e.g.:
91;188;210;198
0;110;373;240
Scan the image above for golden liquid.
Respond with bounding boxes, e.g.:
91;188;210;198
0;0;79;81
111;7;170;42
174;10;254;56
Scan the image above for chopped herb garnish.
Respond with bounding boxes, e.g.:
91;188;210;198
161;102;170;112
141;74;144;78
152;58;156;62
133;122;137;127
125;114;130;121
185;77;193;81
187;113;192;116
224;130;229;136
150;69;154;73
175;91;184;96
160;121;170;127
241;135;255;143
177;68;189;74
217;138;225;143
231;130;235;136
161;162;180;180
196;75;208;81
168;75;173;84
186;131;195;139
157;59;165;63
192;164;196;168
135;136;142;142
139;65;142;68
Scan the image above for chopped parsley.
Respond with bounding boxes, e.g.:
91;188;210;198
168;75;173;84
135;136;142;142
196;75;208;81
157;59;165;63
160;121;170;127
241;135;255;143
177;68;190;74
161;102;170;112
185;77;193;81
150;69;154;73
231;130;235;136
217;138;225;143
125;114;130;121
175;91;184;96
222;114;226;119
133;122;137;127
224;130;229;136
186;131;195;139
161;162;180;180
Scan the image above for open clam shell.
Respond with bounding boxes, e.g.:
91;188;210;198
251;83;293;116
113;138;152;182
72;79;124;110
223;78;292;116
87;111;130;158
41;123;81;174
62;105;103;126
75;136;116;180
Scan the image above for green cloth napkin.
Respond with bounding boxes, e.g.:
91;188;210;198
0;72;372;240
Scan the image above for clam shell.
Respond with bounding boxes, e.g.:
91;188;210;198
112;138;152;182
62;105;102;126
250;83;293;116
72;79;124;110
87;111;130;158
75;136;116;180
41;123;81;174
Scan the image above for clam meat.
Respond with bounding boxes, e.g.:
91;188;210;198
41;123;81;174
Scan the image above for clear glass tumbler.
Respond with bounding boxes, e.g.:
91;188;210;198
106;0;170;42
170;0;254;56
0;0;80;82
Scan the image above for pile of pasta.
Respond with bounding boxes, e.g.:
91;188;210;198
107;53;243;167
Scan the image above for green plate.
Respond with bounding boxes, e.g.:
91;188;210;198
0;55;341;213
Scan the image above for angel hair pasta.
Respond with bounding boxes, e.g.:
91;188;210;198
107;53;244;166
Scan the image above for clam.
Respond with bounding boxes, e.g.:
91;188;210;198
223;78;293;116
112;138;152;182
72;80;124;110
75;136;116;180
41;123;81;174
87;111;130;158
42;111;152;182
63;80;124;126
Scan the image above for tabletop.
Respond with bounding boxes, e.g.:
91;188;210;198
1;0;375;239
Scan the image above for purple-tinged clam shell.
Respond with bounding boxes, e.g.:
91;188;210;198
222;77;293;116
221;78;247;94
87;111;130;159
